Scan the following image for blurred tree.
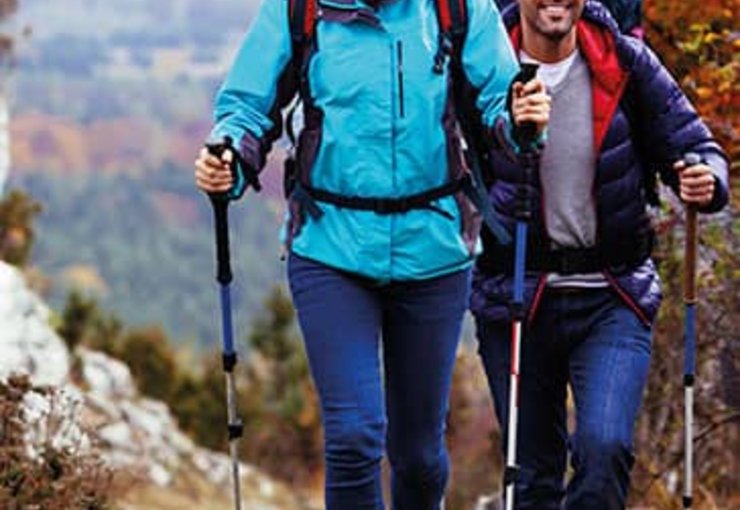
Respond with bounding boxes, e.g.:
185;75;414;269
170;354;227;451
0;188;40;266
626;1;739;507
645;0;738;174
240;286;323;486
57;289;122;353
117;326;179;403
445;348;501;510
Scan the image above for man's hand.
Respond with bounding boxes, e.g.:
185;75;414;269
195;147;234;194
674;158;715;206
511;78;551;138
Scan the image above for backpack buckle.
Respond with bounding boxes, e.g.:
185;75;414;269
433;33;453;74
374;197;410;215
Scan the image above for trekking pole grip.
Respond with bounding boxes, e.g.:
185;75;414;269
205;137;237;285
512;63;540;149
682;152;701;304
211;200;232;285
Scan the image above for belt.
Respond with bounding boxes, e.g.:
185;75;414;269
535;247;602;274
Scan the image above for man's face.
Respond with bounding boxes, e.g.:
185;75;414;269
519;0;585;41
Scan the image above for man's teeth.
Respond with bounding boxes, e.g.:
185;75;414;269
543;5;569;13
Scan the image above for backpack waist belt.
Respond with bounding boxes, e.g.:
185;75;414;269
536;247;603;274
293;176;469;218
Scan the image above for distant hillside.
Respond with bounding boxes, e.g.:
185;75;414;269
5;0;294;349
17;0;258;43
11;161;286;350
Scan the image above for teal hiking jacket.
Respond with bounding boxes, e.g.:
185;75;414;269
211;0;518;282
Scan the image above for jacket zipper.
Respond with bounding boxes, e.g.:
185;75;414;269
397;40;405;118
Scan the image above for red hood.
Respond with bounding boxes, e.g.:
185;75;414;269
508;20;630;151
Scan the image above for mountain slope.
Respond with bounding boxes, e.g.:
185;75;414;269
0;259;315;510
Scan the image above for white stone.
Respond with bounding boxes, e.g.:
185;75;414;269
0;262;70;386
120;399;168;441
80;348;136;399
169;428;196;456
84;391;124;421
148;462;173;487
260;478;276;498
98;421;135;451
20;386;90;460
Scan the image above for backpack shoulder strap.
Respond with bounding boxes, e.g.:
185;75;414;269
432;0;468;72
286;0;318;148
288;0;317;48
434;0;468;39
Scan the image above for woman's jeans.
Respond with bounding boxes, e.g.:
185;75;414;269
476;287;652;510
288;254;471;510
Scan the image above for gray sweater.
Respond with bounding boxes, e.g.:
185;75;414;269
528;51;608;288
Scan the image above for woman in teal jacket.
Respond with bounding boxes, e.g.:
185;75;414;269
195;0;548;507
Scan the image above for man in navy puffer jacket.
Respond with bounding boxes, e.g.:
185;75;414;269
471;1;729;509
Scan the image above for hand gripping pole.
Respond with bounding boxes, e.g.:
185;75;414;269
682;152;701;510
505;63;539;510
205;137;244;510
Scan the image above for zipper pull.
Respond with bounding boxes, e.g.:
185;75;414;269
397;40;405;118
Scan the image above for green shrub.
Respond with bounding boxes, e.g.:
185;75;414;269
0;189;41;267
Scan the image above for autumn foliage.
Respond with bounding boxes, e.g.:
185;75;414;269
645;0;739;182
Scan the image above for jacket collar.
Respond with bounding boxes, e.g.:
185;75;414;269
505;1;630;151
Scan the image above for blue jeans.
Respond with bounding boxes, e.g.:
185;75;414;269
288;254;471;510
475;287;652;510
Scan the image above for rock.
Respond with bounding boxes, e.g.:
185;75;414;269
98;421;135;451
80;348;136;399
0;262;70;386
20;384;90;459
474;492;503;510
148;462;173;487
0;260;315;508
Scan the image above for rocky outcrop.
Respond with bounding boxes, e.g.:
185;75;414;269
0;261;313;509
0;262;70;386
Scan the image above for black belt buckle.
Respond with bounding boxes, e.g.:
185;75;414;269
373;198;394;214
549;248;600;275
553;251;572;274
374;198;409;215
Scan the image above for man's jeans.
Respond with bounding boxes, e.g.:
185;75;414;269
476;287;652;510
289;254;470;510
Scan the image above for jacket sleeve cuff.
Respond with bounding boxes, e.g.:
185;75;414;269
238;132;267;174
209;126;266;173
698;175;729;214
489;115;546;159
697;152;730;214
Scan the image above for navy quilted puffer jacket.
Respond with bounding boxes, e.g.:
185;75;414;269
471;1;729;326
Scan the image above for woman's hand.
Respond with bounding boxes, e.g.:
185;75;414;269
194;147;234;194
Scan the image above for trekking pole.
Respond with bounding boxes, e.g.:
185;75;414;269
504;63;539;510
682;152;701;510
204;137;244;510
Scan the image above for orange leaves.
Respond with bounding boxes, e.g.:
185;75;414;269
645;0;739;171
